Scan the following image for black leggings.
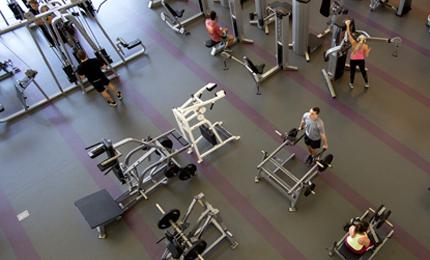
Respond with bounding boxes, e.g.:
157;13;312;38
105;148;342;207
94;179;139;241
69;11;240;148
350;59;368;84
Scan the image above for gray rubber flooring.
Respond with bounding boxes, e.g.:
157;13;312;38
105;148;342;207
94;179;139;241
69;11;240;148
0;0;429;259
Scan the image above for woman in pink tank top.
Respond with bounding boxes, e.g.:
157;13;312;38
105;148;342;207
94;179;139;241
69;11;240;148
345;20;371;89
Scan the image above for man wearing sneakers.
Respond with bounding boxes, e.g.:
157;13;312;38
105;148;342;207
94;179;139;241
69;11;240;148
76;50;123;107
298;107;328;163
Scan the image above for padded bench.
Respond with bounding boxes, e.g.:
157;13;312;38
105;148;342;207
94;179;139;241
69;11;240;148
74;189;123;238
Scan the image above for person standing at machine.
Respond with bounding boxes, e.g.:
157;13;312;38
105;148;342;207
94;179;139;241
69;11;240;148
76;50;123;107
205;11;234;47
345;19;371;89
298;107;328;164
28;0;56;46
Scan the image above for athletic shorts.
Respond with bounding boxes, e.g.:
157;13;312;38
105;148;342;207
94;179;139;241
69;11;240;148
91;76;110;92
304;135;321;149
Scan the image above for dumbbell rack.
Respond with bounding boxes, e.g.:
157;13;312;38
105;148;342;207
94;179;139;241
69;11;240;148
75;129;196;239
256;129;333;212
156;193;238;259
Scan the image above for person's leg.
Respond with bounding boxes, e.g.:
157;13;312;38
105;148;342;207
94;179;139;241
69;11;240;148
226;34;234;47
349;59;357;88
101;89;114;102
106;82;123;100
358;60;369;87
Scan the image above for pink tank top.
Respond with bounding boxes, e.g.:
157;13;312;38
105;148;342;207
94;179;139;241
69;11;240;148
350;48;365;60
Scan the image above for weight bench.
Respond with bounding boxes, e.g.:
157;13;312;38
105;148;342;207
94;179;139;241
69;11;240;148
160;1;189;34
116;37;146;56
74;189;123;239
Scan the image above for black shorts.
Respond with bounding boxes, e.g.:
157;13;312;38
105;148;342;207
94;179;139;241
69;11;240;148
91;76;110;92
304;135;321;149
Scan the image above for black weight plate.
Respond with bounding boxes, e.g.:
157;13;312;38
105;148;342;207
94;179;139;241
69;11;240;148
158;209;180;229
184;240;207;260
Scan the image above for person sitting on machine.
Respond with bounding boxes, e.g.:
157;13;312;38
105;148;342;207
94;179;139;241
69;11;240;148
345;220;372;255
205;11;234;48
345;20;371;89
76;50;123;107
298;107;328;164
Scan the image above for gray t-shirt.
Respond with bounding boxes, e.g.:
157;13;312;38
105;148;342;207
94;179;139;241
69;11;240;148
302;112;325;141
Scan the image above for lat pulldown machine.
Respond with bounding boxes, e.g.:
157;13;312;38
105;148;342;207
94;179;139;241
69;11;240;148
321;18;401;98
248;0;291;34
255;128;333;212
173;83;240;163
156;193;238;259
243;1;298;95
328;205;394;259
75;129;197;238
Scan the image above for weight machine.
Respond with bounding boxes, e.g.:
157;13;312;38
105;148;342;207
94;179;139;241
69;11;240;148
290;0;323;62
321;17;401;98
243;1;298;95
255;128;333;212
369;0;411;17
156;193;238;259
316;0;348;39
0;0;145;123
248;0;291;34
328;205;395;259
14;69;50;110
75;129;197;238
0;59;20;80
172;83;240;164
160;0;209;35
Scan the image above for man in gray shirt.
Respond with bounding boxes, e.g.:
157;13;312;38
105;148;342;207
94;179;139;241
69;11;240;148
298;107;328;163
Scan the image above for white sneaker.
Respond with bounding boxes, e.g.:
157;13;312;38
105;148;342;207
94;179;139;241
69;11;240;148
365;83;370;88
348;83;354;89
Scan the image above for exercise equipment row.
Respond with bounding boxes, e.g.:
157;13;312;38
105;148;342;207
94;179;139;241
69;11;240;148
75;129;197;238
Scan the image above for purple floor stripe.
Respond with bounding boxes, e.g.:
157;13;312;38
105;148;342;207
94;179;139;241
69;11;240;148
120;78;307;260
0;190;40;260
129;15;430;258
43;105;162;259
348;9;430;59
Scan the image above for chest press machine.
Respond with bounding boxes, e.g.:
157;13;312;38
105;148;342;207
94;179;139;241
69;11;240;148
243;1;298;95
369;0;411;17
173;83;240;164
322;18;401;98
255;128;333;212
328;205;395;259
74;129;197;238
155;193;238;260
160;0;209;35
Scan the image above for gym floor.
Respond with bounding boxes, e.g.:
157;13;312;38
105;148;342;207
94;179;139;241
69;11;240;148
0;0;429;259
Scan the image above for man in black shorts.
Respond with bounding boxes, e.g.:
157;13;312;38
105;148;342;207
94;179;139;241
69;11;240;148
76;50;123;107
298;107;329;163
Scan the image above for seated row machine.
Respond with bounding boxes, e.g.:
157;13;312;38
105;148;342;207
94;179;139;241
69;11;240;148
328;205;395;259
173;83;240;163
243;1;298;95
160;0;209;35
256;128;333;212
156;193;238;259
74;129;197;238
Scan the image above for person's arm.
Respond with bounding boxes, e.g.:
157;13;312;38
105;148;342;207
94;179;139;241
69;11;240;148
321;133;328;150
358;236;371;247
364;44;372;57
345;21;356;46
77;65;86;79
298;114;306;130
348;225;356;237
